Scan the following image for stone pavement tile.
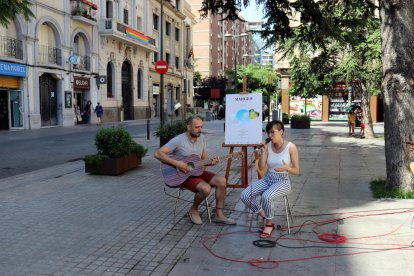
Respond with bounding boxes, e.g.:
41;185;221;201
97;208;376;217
335;250;414;276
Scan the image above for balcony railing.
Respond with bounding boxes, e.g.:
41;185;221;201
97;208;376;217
38;45;62;65
73;55;91;71
71;0;97;22
102;19;156;48
0;36;23;60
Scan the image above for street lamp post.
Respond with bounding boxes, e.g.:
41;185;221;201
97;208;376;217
160;0;165;125
224;32;248;91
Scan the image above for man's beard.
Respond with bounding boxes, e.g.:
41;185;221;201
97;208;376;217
189;131;200;137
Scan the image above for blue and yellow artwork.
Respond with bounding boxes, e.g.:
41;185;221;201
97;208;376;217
235;109;260;124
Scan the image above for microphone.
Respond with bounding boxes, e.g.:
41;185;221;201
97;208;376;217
256;137;271;151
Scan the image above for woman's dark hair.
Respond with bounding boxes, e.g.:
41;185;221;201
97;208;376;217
265;120;284;134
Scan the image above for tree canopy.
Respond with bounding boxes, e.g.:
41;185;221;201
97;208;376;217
201;0;414;190
0;0;35;26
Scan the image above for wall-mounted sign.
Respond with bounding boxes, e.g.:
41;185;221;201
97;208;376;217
97;76;107;84
68;55;80;65
153;84;160;95
0;61;26;77
65;91;72;108
74;76;90;90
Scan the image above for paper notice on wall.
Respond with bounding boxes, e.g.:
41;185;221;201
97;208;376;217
225;93;263;145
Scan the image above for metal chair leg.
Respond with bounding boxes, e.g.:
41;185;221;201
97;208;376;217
173;188;182;224
284;195;294;234
205;198;211;224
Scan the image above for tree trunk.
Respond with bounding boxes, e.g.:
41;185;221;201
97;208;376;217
357;81;376;139
380;1;414;191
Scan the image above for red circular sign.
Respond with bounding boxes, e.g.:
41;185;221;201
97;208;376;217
154;60;168;74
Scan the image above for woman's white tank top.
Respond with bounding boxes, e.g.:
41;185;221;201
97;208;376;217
267;141;292;171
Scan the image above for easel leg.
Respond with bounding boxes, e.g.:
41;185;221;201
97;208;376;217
225;146;234;183
241;146;248;188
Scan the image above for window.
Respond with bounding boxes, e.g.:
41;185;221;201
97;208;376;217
153;52;159;63
107;62;113;97
166;22;171;36
176;0;181;10
106;1;113;18
137;69;143;99
153;14;159;30
176;87;180;102
175;56;179;69
137;16;142;31
175;27;180;41
166;53;170;65
124;9;129;25
73;35;80;54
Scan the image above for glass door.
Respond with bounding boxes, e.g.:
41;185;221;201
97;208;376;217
9;90;23;128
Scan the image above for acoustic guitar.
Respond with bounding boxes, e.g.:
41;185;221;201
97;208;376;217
161;151;243;187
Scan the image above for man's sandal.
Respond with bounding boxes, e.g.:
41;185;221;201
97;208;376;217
260;223;275;238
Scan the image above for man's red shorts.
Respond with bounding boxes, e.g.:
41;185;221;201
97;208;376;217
181;170;216;192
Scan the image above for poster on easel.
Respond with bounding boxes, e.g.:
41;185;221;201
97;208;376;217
225;93;263;145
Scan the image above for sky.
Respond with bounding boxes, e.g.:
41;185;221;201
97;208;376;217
240;2;266;49
240;2;264;21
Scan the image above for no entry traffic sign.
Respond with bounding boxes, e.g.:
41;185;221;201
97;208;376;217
154;60;168;74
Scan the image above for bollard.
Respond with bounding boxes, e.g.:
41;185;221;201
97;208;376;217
224;122;225;132
147;120;150;140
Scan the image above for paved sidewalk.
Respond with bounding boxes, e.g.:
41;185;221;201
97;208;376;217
0;121;413;275
169;122;414;276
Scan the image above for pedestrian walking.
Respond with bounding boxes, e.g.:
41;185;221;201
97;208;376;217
82;101;92;124
94;102;104;125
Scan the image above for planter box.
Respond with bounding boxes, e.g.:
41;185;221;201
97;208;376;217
85;154;141;175
290;120;311;129
282;118;290;125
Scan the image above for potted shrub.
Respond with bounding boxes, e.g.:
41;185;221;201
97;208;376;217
282;112;290;124
290;114;311;129
154;120;187;147
84;126;148;175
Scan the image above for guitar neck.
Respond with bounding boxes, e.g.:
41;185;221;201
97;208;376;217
194;154;234;167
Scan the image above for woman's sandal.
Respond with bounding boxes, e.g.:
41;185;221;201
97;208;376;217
260;223;275;238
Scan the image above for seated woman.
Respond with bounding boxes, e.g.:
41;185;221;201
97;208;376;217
240;120;300;238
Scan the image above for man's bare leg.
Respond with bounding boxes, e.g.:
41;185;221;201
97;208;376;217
209;175;230;220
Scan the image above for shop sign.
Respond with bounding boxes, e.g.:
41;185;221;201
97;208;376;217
153;84;159;95
0;61;26;77
74;76;90;90
210;88;220;99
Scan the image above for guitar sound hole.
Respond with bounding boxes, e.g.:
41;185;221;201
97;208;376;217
187;162;195;171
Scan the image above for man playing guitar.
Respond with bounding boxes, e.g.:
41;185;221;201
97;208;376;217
154;115;236;225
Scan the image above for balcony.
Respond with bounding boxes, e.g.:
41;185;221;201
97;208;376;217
38;45;62;66
71;0;98;25
73;55;91;71
0;36;23;60
99;19;157;52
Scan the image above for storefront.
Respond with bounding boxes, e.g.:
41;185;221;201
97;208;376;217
289;95;323;120
73;76;90;124
328;86;351;121
0;61;26;130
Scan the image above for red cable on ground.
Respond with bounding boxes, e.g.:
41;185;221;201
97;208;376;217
318;233;348;243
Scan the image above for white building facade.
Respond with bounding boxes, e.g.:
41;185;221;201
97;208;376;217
0;0;194;130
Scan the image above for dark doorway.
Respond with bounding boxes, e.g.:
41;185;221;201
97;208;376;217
377;96;384;123
0;91;9;130
39;73;58;127
121;61;134;120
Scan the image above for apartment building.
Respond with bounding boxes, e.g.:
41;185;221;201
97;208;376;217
149;0;195;118
0;0;195;130
0;0;101;130
188;0;253;79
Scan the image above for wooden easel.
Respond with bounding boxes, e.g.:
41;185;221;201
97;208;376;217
223;143;260;188
224;76;261;188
